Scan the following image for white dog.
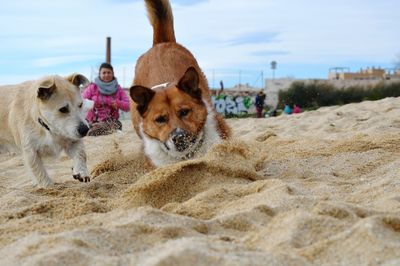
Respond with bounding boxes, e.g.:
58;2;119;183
0;74;91;187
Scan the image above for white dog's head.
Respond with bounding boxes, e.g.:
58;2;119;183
35;74;90;140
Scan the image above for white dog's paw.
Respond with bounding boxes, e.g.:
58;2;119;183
72;167;90;183
73;173;90;183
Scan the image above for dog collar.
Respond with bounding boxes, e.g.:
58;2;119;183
151;82;170;90
38;118;51;132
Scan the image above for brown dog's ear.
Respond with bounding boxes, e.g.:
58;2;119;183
177;67;202;100
130;85;156;116
37;77;56;100
65;73;90;88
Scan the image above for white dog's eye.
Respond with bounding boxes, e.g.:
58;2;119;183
78;102;83;108
59;106;70;114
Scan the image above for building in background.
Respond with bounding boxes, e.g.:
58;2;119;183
328;66;400;80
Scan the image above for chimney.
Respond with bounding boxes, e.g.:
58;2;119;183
106;37;111;64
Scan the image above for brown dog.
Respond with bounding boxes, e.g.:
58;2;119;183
130;0;231;167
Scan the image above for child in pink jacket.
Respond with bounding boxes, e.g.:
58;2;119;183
82;63;130;136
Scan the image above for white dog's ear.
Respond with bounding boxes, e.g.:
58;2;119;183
37;77;56;100
66;73;90;88
130;85;155;116
177;67;201;100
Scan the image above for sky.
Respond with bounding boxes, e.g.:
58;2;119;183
1;0;399;88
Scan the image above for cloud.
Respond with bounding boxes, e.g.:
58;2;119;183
33;55;100;68
171;0;208;6
251;50;290;57
225;32;280;46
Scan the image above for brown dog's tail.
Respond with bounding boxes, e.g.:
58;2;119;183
145;0;176;46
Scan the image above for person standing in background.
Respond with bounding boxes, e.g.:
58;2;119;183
255;90;266;118
217;80;224;96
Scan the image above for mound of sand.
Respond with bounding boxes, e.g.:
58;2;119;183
1;98;400;265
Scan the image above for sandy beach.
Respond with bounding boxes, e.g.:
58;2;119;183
1;97;400;265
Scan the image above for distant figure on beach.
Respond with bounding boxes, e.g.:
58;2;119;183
268;109;278;117
293;104;302;114
283;103;293;115
217;80;224;96
82;62;130;136
255;90;266;118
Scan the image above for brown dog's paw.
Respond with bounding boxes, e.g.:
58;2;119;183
73;174;90;183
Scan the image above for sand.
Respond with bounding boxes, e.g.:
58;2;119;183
1;97;400;265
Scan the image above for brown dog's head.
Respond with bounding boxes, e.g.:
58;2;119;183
130;67;208;160
36;73;90;140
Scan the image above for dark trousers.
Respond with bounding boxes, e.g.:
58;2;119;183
256;107;263;118
87;119;122;136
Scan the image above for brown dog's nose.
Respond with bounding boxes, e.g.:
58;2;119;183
171;129;191;152
78;122;89;137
